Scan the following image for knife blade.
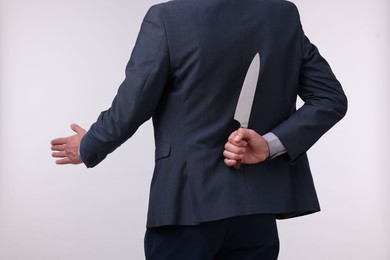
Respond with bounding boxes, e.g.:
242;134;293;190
233;53;260;168
234;53;260;128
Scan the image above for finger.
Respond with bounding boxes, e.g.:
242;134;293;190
51;144;66;151
51;138;67;145
52;151;68;158
55;158;71;165
223;150;244;161
224;142;246;154
224;158;237;167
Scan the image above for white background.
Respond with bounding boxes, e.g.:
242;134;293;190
0;0;389;259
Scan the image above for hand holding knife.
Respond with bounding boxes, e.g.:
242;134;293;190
231;53;260;169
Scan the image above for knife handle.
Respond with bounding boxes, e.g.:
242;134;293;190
234;160;242;170
233;125;247;170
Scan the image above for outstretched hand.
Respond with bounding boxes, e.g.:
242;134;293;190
223;128;270;168
51;123;87;165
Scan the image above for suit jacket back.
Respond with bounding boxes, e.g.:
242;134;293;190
80;0;347;228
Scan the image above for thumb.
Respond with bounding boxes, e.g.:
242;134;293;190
234;132;244;143
234;128;259;144
234;127;249;142
70;123;85;134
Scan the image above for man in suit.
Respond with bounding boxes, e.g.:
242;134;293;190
51;0;347;259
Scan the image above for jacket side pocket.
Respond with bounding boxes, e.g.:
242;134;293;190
155;143;171;161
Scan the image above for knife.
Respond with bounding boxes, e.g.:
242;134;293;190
233;53;260;169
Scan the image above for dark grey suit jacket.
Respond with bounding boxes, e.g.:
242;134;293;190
80;0;347;228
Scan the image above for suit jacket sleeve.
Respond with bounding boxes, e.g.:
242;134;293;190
80;6;170;168
272;32;348;162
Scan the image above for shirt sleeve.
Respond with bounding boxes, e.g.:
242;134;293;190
263;132;286;159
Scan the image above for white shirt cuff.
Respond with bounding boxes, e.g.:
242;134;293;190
263;132;286;159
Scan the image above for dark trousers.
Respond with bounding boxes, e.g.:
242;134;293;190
144;214;279;260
